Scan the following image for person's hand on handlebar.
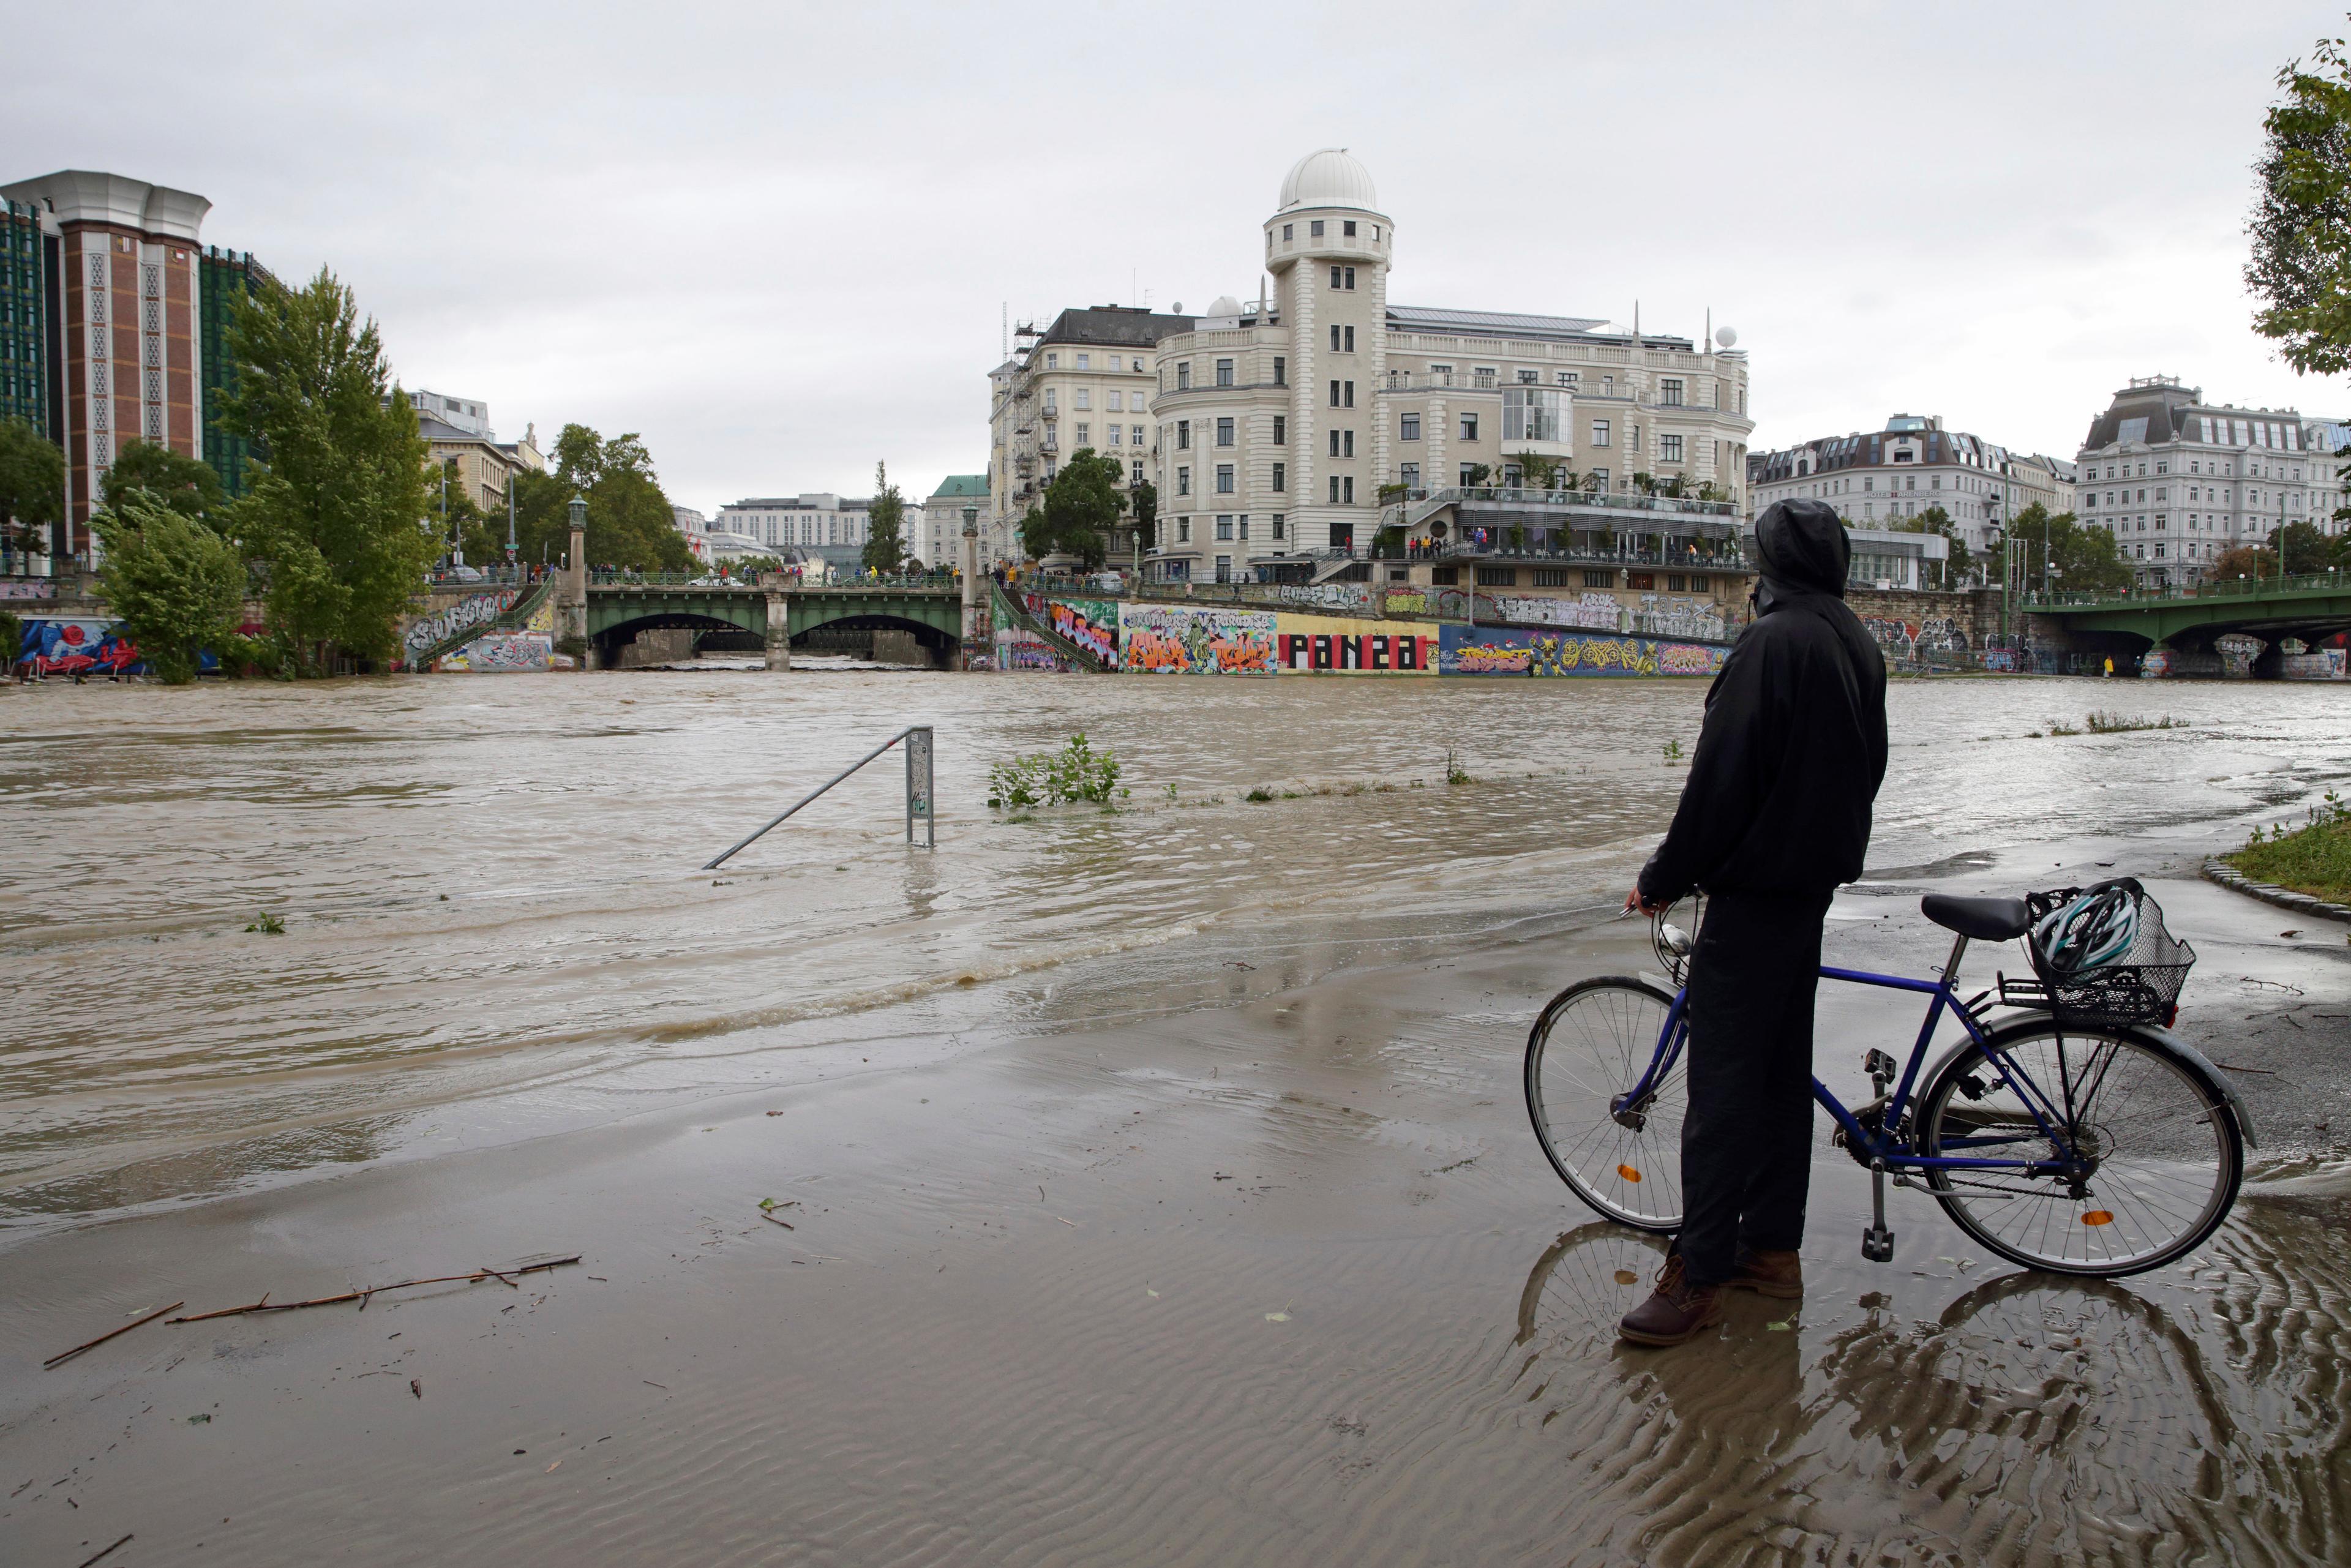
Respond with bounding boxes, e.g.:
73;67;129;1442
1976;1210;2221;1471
1623;887;1667;918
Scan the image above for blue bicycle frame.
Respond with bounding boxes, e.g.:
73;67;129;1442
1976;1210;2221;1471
1613;945;2082;1177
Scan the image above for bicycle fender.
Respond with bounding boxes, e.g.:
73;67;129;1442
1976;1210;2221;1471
1976;1015;2259;1150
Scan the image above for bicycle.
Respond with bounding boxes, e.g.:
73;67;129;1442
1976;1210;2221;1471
1523;888;2259;1277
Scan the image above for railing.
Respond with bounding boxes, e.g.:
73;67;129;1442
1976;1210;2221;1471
2024;569;2349;610
1400;486;1738;517
426;565;539;588
1401;541;1750;569
588;571;958;589
404;577;555;670
704;726;936;867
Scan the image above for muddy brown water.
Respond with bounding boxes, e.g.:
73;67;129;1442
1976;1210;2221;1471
2;670;2349;1562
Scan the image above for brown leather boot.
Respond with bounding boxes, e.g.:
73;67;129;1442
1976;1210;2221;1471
1725;1247;1803;1299
1618;1252;1723;1346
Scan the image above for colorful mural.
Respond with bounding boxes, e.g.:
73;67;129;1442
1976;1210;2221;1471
1;580;57;601
1044;596;1119;667
441;632;553;673
1272;614;1434;674
1119;603;1277;674
14;618;140;677
994;628;1073;672
1381;587;1431;617
1491;591;1625;631
402;590;519;664
1438;623;1728;678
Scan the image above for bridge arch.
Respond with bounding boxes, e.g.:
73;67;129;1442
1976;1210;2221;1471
791;611;958;667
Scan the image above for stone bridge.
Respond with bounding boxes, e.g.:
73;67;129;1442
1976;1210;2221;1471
583;580;964;669
2025;572;2351;676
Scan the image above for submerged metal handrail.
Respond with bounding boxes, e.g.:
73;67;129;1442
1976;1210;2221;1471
703;725;935;868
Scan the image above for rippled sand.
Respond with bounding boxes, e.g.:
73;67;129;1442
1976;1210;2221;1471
4;890;2345;1564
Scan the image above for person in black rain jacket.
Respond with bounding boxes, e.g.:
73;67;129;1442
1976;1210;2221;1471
1616;497;1888;1346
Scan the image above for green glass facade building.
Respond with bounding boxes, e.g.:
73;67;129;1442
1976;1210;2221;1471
199;246;272;498
1;197;52;438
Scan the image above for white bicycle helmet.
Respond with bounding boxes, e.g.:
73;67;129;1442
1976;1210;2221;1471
2033;883;2139;975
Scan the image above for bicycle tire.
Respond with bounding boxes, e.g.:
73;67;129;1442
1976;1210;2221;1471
1524;975;1685;1232
1915;1019;2242;1277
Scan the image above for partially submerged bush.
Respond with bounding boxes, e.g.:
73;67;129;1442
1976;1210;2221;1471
988;732;1124;809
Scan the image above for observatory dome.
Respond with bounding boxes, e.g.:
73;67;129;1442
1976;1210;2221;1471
1278;148;1379;213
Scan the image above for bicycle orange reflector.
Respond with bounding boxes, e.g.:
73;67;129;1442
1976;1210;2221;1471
2082;1210;2115;1226
1616;1164;1642;1184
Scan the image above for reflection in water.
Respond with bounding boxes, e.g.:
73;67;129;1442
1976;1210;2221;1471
1514;1212;2350;1564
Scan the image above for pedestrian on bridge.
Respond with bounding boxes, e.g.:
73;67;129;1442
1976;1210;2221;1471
1618;497;1889;1348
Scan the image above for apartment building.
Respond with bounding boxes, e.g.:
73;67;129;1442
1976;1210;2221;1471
2308;419;2349;536
987;306;1188;569
1749;414;2072;557
2074;376;2325;585
1139;150;1754;583
919;475;987;569
716;493;876;576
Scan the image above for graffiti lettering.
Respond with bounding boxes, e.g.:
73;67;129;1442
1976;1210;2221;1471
1437;622;1725;678
1277;631;1430;672
1119;604;1277;675
403;590;517;662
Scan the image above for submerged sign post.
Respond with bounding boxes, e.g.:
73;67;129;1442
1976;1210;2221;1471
905;724;934;847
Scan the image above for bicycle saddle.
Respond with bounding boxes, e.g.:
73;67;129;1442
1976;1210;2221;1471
1920;893;2032;941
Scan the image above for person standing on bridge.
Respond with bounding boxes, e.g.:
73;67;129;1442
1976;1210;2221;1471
1616;497;1889;1348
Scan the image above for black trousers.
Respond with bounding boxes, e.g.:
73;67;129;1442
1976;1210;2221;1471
1676;888;1832;1286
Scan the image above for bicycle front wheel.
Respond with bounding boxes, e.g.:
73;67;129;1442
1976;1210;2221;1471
1524;975;1685;1231
1917;1022;2242;1277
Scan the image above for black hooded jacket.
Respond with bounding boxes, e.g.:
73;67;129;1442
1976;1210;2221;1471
1637;500;1889;903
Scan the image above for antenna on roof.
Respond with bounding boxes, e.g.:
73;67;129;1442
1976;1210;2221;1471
1001;302;1007;360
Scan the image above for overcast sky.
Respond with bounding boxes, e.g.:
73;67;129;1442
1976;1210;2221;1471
7;2;2344;512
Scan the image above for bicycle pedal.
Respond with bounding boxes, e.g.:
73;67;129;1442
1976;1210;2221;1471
1861;1225;1895;1263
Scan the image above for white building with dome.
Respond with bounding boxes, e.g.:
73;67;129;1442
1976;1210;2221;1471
988;149;1758;588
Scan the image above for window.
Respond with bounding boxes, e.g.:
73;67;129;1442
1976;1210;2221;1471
1176;420;1190;449
1177;466;1190;497
1216;358;1233;387
1237;516;1250;539
1272;415;1286;445
1329;475;1340;503
1430;363;1452;385
1044;352;1057;368
1343;430;1354;457
1272;355;1286;386
1330;380;1341;407
1177;517;1190;542
1591;419;1611;448
1216;516;1233;541
1331;325;1342;352
1329;429;1340;457
1502;388;1561;442
1459;463;1480;486
1517;369;1539;384
1431;566;1458;585
1629;572;1655;591
1282;223;1293;241
1075;353;1089;370
1272;462;1285;492
1216;465;1234;493
1477;566;1515;586
1660;434;1684;463
1176;362;1190;389
1689;574;1709;592
1401;413;1421;441
1108;426;1122;446
1344;381;1354;408
1108;391;1123;412
1310;220;1324;236
1074;422;1089;445
1133;358;1144;373
1043;391;1057;414
1131;460;1144;486
1345;266;1356;288
1558;370;1578;387
1660;379;1684;407
1400;461;1419;487
1460;413;1479;441
1331;265;1343;287
1271;514;1284;540
1132;424;1144;446
1583;569;1613;589
1217;417;1234;447
1343;220;1356;237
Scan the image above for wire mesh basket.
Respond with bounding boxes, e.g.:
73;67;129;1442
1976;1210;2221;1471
2017;879;2196;1029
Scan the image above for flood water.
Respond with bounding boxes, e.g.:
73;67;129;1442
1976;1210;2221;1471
1;670;2344;1226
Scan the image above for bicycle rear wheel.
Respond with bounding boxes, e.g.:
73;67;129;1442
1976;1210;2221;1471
1916;1021;2242;1277
1524;976;1685;1231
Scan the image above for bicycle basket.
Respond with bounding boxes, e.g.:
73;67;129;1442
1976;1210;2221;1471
2020;879;2195;1028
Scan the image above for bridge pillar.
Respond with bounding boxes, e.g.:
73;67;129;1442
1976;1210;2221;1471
764;592;792;671
562;498;588;655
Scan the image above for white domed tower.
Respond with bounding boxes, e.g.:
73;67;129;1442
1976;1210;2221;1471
1264;149;1392;554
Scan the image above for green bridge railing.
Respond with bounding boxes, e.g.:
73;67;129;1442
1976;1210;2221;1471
2025;569;2348;612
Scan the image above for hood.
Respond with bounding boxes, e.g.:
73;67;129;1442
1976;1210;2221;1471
1753;499;1851;598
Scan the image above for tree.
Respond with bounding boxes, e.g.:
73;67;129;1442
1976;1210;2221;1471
1019;448;1122;568
1890;503;1974;585
0;419;64;561
2266;518;2334;574
2214;543;2279;581
216;268;437;667
515;426;695;572
2002;503;2130;595
2247;26;2351;378
862;462;906;574
94;490;246;683
1513;451;1564;489
100;438;227;524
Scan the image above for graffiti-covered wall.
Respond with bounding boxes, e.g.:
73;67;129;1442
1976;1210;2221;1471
401;590;519;666
1119;603;1277;674
441;632;552;673
1438;624;1727;678
12;617;138;675
1038;595;1119;667
995;627;1073;672
1273;615;1434;674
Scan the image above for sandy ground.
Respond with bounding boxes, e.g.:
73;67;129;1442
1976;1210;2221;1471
4;868;2347;1566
